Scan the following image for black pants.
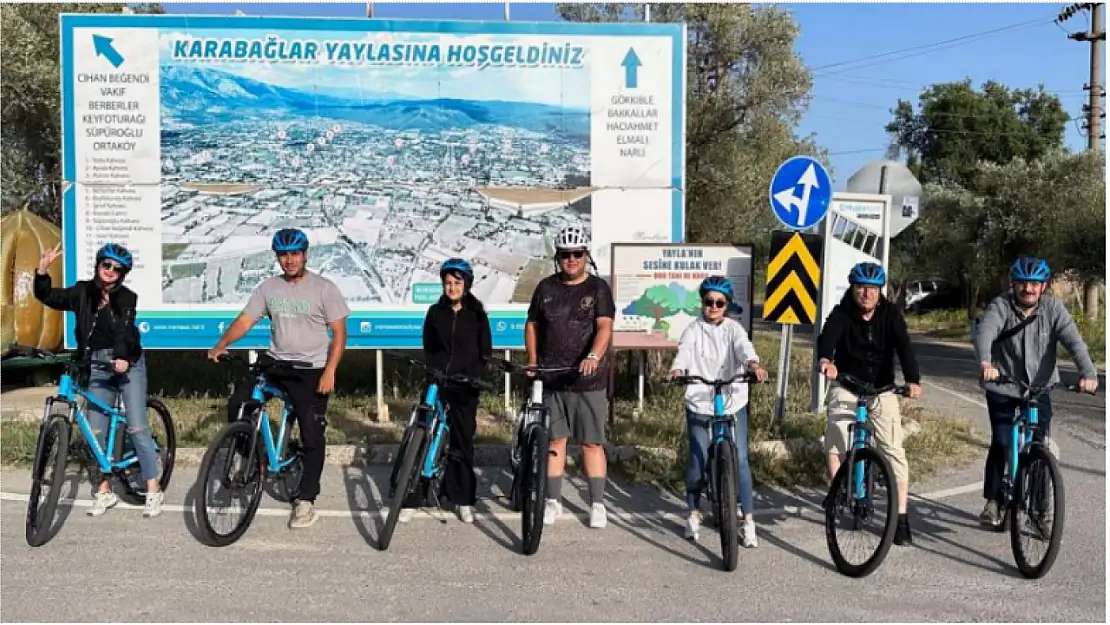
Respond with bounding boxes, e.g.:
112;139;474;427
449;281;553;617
402;389;478;508
442;390;478;506
227;361;329;503
983;390;1053;503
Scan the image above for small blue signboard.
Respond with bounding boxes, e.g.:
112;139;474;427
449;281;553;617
768;155;832;230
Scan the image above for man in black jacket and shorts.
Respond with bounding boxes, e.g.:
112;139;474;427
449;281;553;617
526;225;615;529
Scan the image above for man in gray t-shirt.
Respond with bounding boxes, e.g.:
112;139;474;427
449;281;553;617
208;228;350;530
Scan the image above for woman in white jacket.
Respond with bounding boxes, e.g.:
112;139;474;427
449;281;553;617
669;276;768;546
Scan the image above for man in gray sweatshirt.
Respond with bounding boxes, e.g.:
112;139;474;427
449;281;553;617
974;257;1099;527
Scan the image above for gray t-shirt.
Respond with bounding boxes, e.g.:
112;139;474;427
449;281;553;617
243;271;350;368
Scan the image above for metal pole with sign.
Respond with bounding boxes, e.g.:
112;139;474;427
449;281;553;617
766;155;831;428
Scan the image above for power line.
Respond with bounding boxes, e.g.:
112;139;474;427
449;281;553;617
811;17;1050;75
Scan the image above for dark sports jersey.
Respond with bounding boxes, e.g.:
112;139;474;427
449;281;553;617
527;274;615;392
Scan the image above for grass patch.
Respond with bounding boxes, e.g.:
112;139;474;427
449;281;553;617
905;309;971;342
0;392;515;467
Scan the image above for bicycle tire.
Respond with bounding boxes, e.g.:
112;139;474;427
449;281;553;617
26;414;71;547
715;439;739;572
379;425;426;551
825;447;898;578
194;420;265;547
389;419;418;500
116;398;177;506
520;424;549;556
1009;443;1066;579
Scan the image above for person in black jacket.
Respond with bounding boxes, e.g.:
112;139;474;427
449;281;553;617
398;257;492;524
817;262;922;546
33;242;163;518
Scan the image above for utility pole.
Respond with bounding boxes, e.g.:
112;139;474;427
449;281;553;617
1057;2;1106;151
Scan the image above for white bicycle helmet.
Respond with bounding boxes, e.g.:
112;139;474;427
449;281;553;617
554;225;590;251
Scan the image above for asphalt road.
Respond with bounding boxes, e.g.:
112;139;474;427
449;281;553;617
0;336;1104;622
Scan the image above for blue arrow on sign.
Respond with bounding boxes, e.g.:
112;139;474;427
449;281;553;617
768;155;833;230
93;34;125;68
621;47;641;89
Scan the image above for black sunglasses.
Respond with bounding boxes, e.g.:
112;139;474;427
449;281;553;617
557;250;585;260
99;260;123;273
703;298;728;309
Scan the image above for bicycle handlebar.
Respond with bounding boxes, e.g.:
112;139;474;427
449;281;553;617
670;370;769;387
214;352;314;372
821;369;911;398
386;352;495;392
991;374;1080;397
8;345;121;373
486;356;579;378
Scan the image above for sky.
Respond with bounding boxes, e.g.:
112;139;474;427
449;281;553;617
153;1;1100;189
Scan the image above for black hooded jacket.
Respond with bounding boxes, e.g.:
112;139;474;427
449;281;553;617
33;272;143;362
422;294;492;384
817;292;921;388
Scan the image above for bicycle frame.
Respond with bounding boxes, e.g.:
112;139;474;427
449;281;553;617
242;373;299;475
848;397;873;501
416;381;450;480
54;369;140;475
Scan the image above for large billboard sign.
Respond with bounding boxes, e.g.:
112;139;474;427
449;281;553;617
610;243;753;349
60;14;687;349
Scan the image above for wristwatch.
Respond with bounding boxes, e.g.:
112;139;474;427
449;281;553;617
587;352;600;361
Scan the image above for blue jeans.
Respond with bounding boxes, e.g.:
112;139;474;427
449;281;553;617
685;407;754;515
87;350;159;485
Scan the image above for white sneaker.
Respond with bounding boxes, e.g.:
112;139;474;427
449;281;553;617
741;519;758;548
685;511;701;540
143;491;164;518
397;508;415;524
87;491;119;517
589;502;607;529
543;499;562;525
458;505;474;524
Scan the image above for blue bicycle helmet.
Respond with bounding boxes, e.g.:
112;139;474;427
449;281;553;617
271;228;309;253
698;276;734;302
1010;257;1051;283
96;242;133;271
440;257;473;278
848;262;886;287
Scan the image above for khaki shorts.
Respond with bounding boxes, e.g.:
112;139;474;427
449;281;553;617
824;384;909;485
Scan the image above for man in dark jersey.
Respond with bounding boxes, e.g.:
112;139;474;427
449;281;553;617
525;225;616;529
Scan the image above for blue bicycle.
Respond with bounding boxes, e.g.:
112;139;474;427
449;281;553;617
988;373;1072;579
823;372;908;578
194;353;311;547
18;346;176;547
380;353;493;551
671;370;767;572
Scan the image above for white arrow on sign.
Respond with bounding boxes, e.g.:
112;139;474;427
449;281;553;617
773;163;821;227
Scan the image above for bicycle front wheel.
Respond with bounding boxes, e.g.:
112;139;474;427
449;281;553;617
26;414;71;547
715;439;739;572
1010;443;1065;579
379;425;426;551
194;420;264;547
520;424;549;556
825;447;897;578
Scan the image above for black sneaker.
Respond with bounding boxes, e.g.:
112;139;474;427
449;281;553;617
893;514;912;546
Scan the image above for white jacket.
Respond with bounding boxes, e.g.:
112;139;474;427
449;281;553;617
670;317;761;415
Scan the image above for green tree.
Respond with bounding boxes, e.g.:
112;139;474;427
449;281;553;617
628;284;681;327
558;3;826;259
885;79;1069;188
1;3;163;221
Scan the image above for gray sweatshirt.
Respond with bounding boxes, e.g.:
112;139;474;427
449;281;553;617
974;291;1097;398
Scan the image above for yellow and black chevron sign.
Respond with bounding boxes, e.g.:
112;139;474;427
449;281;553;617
761;230;823;325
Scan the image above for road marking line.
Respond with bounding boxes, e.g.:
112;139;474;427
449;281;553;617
924;381;988;408
0;479;984;523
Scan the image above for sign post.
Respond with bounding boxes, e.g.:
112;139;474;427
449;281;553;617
766;156;830;429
